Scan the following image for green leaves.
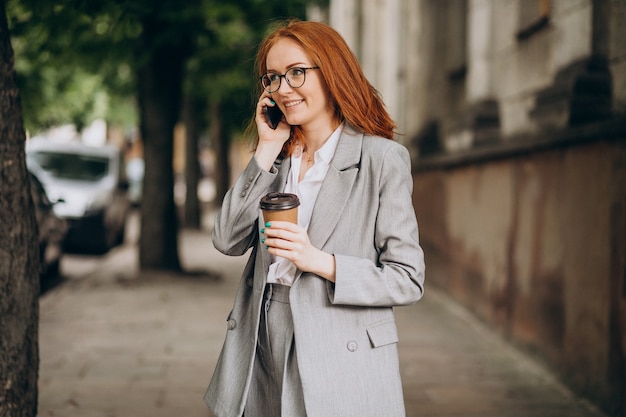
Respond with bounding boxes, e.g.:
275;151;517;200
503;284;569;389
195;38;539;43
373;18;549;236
7;0;138;131
5;0;311;134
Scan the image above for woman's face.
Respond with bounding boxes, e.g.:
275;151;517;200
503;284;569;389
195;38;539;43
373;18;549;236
265;38;336;134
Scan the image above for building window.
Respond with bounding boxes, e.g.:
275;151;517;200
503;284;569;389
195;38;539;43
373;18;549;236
516;0;551;41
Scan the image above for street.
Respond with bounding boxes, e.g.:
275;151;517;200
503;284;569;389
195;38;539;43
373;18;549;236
38;210;608;417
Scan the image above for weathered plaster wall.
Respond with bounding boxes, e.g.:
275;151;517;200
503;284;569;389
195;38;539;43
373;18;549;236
413;140;626;413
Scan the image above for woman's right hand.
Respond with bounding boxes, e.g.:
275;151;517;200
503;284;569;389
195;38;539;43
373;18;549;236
254;94;291;171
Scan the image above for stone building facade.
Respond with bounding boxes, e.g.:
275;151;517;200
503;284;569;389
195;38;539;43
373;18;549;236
320;0;626;414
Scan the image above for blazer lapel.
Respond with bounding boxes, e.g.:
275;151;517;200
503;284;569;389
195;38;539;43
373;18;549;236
307;125;363;249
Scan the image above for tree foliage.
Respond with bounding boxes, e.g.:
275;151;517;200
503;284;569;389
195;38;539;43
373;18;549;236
6;0;138;131
6;0;315;134
5;0;318;270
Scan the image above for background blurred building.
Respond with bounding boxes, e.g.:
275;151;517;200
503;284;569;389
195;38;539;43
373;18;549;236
324;0;625;415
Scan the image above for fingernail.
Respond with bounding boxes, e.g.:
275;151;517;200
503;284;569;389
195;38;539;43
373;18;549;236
260;228;265;234
269;99;275;105
261;238;265;244
265;222;271;227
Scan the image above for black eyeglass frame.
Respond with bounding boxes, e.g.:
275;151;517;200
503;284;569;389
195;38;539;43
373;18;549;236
259;66;320;93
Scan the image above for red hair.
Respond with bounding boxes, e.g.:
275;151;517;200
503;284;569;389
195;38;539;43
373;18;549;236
251;19;396;157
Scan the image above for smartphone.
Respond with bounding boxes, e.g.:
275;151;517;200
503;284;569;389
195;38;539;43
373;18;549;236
263;104;283;130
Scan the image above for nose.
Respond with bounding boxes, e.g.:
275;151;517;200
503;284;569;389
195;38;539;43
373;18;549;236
277;76;294;94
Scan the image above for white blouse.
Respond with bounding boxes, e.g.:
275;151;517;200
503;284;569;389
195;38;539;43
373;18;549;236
266;123;343;286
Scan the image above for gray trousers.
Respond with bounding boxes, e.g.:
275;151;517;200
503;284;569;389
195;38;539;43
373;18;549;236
244;284;307;417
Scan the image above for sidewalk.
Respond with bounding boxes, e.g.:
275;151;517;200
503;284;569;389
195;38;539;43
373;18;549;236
38;226;607;417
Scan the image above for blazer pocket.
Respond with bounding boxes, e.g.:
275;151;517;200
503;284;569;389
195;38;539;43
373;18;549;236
366;320;399;348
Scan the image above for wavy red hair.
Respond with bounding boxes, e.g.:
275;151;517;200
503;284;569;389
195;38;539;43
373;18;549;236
251;19;396;157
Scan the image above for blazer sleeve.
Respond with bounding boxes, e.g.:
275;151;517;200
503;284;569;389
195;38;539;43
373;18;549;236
331;143;425;307
212;156;280;256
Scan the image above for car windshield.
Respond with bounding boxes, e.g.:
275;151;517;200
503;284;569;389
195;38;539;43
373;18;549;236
29;151;110;181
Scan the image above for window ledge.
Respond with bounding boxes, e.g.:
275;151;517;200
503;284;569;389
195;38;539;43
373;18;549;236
516;16;550;41
413;114;626;172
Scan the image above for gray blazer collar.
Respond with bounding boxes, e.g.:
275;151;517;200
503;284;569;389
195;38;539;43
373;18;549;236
328;123;363;171
307;124;363;249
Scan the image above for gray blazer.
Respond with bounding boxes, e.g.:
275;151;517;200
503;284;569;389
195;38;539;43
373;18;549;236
204;124;425;417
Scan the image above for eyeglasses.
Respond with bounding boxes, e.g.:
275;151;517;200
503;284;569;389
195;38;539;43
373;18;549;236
260;67;320;93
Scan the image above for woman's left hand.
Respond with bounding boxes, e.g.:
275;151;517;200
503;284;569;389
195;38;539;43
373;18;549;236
262;221;336;282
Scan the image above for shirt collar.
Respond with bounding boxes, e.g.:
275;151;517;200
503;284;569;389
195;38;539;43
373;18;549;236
290;123;344;167
315;123;343;165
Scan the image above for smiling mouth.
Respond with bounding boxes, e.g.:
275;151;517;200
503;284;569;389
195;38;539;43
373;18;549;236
284;99;304;108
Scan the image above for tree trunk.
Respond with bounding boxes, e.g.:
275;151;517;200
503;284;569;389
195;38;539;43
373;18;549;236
210;100;231;205
183;93;201;229
136;12;187;271
0;1;40;415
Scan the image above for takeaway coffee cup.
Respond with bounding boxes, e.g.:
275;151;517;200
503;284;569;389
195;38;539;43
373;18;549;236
260;192;300;224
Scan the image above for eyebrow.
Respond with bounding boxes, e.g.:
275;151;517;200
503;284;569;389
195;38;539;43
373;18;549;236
267;62;309;72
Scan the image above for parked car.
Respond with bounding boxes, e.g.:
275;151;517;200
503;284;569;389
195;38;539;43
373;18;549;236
26;138;130;254
29;171;68;277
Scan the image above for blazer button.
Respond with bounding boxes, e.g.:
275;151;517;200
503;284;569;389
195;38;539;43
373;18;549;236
347;340;358;352
227;319;237;330
246;278;254;288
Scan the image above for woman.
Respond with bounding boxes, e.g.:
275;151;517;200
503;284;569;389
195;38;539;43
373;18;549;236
204;19;425;417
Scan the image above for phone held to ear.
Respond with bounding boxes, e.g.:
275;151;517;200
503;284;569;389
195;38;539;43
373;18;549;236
263;104;283;130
